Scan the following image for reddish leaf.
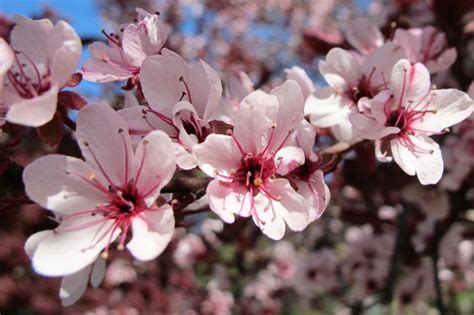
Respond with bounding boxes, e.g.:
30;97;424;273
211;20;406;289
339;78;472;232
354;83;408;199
58;90;87;110
36;113;64;147
65;72;83;87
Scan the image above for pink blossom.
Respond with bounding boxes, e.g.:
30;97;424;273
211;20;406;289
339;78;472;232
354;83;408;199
173;234;206;269
82;8;167;83
1;16;81;127
23;104;176;277
350;59;473;184
394;26;457;74
268;241;297;281
305;42;406;142
291;249;339;296
194;80;311;240
201;289;234;315
119;48;222;169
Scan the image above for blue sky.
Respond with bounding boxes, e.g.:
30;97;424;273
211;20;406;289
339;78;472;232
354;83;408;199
1;0;101;37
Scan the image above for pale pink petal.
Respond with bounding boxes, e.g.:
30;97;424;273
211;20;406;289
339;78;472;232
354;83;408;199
175;143;198;170
344;17;384;55
406;135;443;185
332;114;359;143
172;100;201;150
32;218;117;276
90;257;106;288
270;80;305;146
134;130;176;207
468;82;474;99
253;179;309;240
426;48;457;74
235;92;275;154
118;106;178;143
390;60;431;106
122;9;167;65
193;134;242;177
126;205;175;261
207;180;252;222
226;71;253;100
274;146;305;176
253;195;286;240
81;59;131;83
295;120;317;160
412;89;473;133
0;38;14;76
48;20;82;86
60;265;91;306
361;42;407;89
190;59;222;121
305;87;353;128
76;104;134;187
284;66;315;99
6;84;59;127
349;111;399;140
25;230;51;258
319;48;361;89
140;49;188;116
11;15;53;66
390;138;416;176
23;154;109;215
303;171;330;221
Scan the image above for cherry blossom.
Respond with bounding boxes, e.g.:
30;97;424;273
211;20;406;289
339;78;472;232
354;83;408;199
350;59;473;184
394;26;457;74
305;42;406;142
119;48;222;169
23;104;176;277
82;8;167;84
1;16;81;127
194;80;312;240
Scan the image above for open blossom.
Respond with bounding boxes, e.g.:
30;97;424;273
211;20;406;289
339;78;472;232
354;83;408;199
82;8;167;84
1;16;81;127
305;42;406;142
194;80;312;240
119;48;222;169
23;104;176;277
350;59;473;184
394;26;457;74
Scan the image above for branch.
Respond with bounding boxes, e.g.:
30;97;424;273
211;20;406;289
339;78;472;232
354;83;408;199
161;171;211;194
381;205;407;304
431;222;447;315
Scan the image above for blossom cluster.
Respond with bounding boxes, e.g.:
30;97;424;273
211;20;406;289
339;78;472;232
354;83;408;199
0;2;473;312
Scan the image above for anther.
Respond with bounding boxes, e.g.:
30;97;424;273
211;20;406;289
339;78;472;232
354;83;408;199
101;251;109;259
155;11;160;15
117;244;125;251
83;141;89;146
118;128;124;133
